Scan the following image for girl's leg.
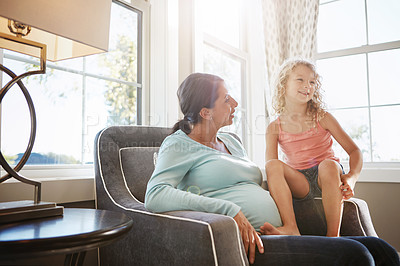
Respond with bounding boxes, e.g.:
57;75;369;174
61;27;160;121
317;159;343;237
254;235;374;266
261;159;309;235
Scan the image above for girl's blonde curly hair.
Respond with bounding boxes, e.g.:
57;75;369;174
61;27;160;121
271;58;326;122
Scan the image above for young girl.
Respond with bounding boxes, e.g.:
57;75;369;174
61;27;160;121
261;58;363;237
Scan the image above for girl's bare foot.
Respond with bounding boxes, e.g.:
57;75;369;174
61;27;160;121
260;222;300;236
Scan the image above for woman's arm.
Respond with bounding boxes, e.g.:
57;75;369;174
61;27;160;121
234;210;264;264
144;136;241;217
320;112;363;199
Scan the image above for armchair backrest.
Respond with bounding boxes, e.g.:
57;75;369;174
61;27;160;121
120;146;160;202
95;126;243;204
95;126;171;205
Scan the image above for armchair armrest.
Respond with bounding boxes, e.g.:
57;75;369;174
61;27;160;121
341;198;378;237
96;172;248;265
99;206;248;266
293;197;378;237
262;181;377;236
165;211;248;266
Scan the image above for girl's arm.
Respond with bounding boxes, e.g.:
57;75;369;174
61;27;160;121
320;112;363;199
265;120;280;161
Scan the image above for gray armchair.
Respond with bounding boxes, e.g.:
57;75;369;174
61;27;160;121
94;126;377;266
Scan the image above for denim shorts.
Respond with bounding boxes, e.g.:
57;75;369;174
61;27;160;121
294;163;344;201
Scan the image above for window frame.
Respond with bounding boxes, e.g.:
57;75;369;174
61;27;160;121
0;0;149;180
194;0;250;148
203;33;248;145
316;0;400;181
114;0;144;125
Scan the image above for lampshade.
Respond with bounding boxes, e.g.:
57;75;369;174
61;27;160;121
0;0;111;61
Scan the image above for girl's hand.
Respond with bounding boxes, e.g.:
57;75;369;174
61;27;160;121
233;210;264;264
340;174;356;200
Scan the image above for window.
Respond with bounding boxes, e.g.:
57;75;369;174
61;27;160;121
195;0;248;144
1;1;142;167
316;0;400;163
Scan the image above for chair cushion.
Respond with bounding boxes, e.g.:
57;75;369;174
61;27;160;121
120;147;159;203
293;198;327;235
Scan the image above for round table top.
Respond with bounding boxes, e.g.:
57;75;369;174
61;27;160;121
0;208;133;259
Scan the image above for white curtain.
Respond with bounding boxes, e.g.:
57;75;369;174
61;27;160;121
261;0;319;117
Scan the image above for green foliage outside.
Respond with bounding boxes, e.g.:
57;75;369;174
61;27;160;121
4;154;17;165
333;123;378;162
348;124;369;155
100;35;137;125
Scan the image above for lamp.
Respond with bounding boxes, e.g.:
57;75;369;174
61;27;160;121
0;0;111;222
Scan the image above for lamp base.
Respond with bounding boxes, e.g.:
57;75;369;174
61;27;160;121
0;200;64;223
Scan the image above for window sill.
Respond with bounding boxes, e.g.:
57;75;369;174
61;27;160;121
0;165;94;203
344;162;400;183
355;167;400;183
0;172;95;204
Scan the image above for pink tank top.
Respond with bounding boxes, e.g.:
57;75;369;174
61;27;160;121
277;117;339;170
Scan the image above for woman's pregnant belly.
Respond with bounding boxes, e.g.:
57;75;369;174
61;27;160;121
206;183;282;230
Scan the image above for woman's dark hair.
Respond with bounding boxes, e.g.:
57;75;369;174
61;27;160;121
172;73;223;134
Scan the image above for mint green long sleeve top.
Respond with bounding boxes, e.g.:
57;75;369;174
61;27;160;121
144;130;282;230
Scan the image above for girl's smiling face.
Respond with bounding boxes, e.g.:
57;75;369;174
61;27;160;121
285;64;316;104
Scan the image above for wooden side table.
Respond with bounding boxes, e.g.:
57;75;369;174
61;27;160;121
0;208;133;265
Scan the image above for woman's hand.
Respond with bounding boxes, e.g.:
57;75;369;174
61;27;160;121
233;210;264;264
340;173;357;200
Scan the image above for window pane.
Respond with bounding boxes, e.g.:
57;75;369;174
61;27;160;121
367;0;400;44
317;0;366;52
85;3;138;83
197;0;240;48
1;59;31;165
203;44;244;137
83;77;137;164
2;59;83;165
330;108;371;162
371;106;400;162
1;2;141;166
83;78;110;164
4;50;39;64
50;57;83;71
33;71;83;164
317;54;368;109
368;49;400;106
